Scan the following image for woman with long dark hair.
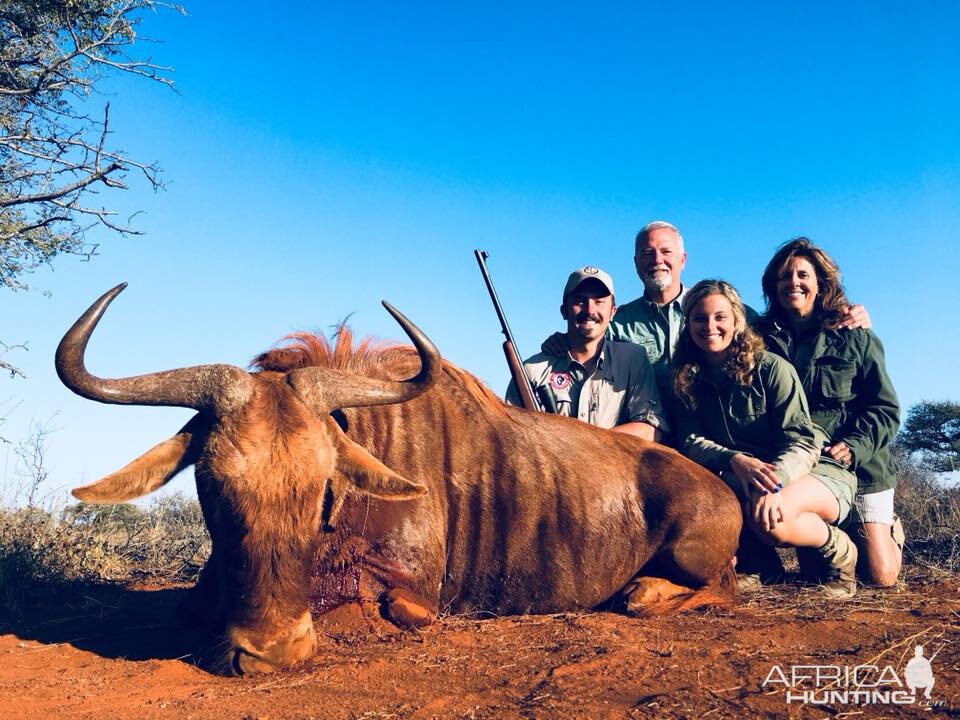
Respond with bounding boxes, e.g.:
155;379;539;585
673;279;859;597
760;238;901;587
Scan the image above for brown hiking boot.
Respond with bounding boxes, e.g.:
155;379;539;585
816;525;858;599
736;573;763;592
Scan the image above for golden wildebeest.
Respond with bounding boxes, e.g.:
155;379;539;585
56;284;741;675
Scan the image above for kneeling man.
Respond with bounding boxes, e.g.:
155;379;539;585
506;266;668;441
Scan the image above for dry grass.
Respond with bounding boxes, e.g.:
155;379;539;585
0;496;209;625
0;421;210;625
895;451;960;572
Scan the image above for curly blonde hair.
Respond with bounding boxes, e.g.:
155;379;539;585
760;237;850;331
673;280;765;410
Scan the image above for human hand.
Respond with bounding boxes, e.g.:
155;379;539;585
541;332;568;357
839;304;872;330
750;490;784;532
824;441;854;468
730;453;782;496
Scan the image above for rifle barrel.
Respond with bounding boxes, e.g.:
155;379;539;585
474;249;543;412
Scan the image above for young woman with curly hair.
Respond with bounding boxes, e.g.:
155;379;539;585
673;279;859;597
760;238;901;587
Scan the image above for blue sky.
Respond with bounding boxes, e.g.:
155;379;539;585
3;2;959;502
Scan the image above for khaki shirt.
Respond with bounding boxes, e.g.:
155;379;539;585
675;352;841;487
506;340;669;432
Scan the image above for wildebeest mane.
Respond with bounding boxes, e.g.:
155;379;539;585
251;326;508;415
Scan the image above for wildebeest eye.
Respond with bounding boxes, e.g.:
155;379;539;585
330;409;348;432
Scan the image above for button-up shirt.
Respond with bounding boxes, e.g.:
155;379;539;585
609;287;689;397
506;339;669;432
675;352;842;488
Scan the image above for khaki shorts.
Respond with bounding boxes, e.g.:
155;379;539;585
850;487;896;525
810;461;855;526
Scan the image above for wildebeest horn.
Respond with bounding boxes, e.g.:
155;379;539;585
56;283;254;412
287;300;442;413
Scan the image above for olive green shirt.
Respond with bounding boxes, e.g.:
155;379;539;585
505;340;669;432
764;324;900;494
675;352;839;488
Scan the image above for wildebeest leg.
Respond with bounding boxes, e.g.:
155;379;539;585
312;537;438;634
623;522;739;614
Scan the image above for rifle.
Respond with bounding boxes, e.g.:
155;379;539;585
474;249;556;413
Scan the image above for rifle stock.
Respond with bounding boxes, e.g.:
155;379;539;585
503;340;539;410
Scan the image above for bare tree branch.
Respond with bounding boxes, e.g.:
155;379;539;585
0;162;124;208
0;0;181;295
0;341;28;380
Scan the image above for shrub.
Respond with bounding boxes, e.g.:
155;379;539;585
0;495;210;624
895;451;960;572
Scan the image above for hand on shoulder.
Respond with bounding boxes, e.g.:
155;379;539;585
838;303;871;330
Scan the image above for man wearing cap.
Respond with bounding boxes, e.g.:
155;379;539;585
505;265;667;441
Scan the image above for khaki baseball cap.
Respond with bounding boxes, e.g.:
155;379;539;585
563;266;615;301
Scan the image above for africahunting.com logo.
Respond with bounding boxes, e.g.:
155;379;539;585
763;643;948;708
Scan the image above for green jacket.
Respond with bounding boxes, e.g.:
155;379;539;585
675;351;832;487
764;324;900;494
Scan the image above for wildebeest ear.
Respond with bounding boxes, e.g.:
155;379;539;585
72;415;207;504
325;417;427;500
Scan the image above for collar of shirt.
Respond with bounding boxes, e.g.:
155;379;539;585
564;338;615;379
698;363;732;389
767;318;843;350
639;283;687;313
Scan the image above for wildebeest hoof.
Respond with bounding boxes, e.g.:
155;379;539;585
382;588;435;628
624;576;692;613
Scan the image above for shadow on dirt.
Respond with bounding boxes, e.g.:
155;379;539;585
1;581;214;667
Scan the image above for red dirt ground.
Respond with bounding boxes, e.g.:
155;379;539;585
2;571;958;719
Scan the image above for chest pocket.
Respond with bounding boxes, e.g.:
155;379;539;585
550;381;574;410
637;338;662;367
728;385;766;425
816;356;856;402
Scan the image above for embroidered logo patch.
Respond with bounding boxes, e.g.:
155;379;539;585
549;371;571;390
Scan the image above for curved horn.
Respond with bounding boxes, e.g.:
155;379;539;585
56;283;253;412
287;301;442;414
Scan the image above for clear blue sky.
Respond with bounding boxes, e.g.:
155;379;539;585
3;2;959;503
